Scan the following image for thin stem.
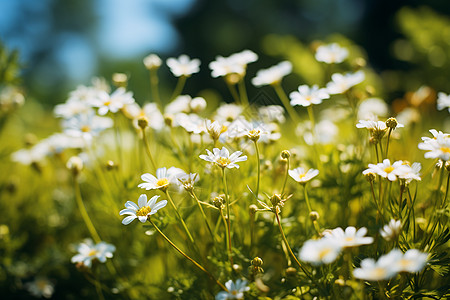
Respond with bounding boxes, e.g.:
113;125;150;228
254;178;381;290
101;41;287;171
190;190;216;242
443;172;450;208
238;79;249;107
307;105;316;140
281;156;290;196
150;219;227;292
94;278;105;300
385;128;393;158
149;69;162;108
374;143;380;163
113;113;123;167
221;168;233;266
141;129;157;171
170;75;187;101
164;190;195;245
399;184;405;220
73;176;101;244
254;141;261;200
225;81;240;104
274;210;313;281
273;84;301;125
303;184;321;234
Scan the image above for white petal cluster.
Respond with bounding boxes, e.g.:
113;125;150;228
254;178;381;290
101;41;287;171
315;43;349;64
380;219;402;241
326;71;365;94
71;239;116;268
209;49;258;78
357;98;389;120
289;85;330;107
363;159;419;182
418;129;450;161
138;167;185;190
199;147;247;169
24;277;55;298
143;54;162;70
166;54;201;77
165;95;207;115
90;87;135;116
258;105;286;124
437;92;450;112
215;279;250;300
288;167;319;184
324;226;374;248
120;194;168;225
299;238;342;265
251;61;292;87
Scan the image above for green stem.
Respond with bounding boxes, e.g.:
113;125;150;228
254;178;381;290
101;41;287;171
273;84;301;125
443;172;450;208
274;210;313;281
170;75;187;101
221;168;233;266
254;141;261;200
281;156;290;196
385;128;392;158
191;190;216;242
303;184;321;234
238;79;249;107
164;190;195;245
225;81;241;104
73;177;101;243
141;129;157;171
150;219;227;292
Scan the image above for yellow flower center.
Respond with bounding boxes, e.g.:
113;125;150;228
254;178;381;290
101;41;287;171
372;267;387;278
398;259;412;268
136;206;152;217
88;249;98;257
345;237;354;242
81;125;91;132
384;166;395;173
231;290;238;296
103;100;111;106
440;147;450;154
318;248;332;259
305;96;312;102
298;174;306;180
156;178;169;187
217;157;231;167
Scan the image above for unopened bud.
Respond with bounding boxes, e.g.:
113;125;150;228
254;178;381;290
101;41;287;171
309;211;319;222
67;156;83;176
164;115;174;127
137;116;149;130
364;172;376;182
386;117;398;129
213;196;225;209
252;257;263;267
249;204;258;215
281;150;291;159
285;267;297;276
112;73;128;87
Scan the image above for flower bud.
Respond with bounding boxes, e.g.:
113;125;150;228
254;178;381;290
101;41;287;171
137;115;149;130
281;150;291;159
67;156;83;176
249;204;258;215
309;211;320;222
112;73;128;88
364;172;376;182
386;117;399;129
143;54;162;70
251;257;263;267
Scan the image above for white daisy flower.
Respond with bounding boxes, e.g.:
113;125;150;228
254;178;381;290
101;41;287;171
176;113;206;134
166;54;201;77
24;277;55;299
209;56;245;78
215;279;250;300
326;71;365;94
356;120;387;131
62;112;113;142
289;84;330;107
215;103;243;123
418;130;450;161
199;147;247;169
251;61;292;87
54;97;95;119
143;53;162;70
399;162;421;182
71;239;116;268
11;143;50;166
229;49;258;69
363;159;411;182
315;43;349;64
380;219;402;242
324;226;374;248
90;87;135;116
393;249;428;273
353;253;398;281
206;119;226;141
357;98;389;121
288;167;319;184
120;194;168;225
138;167;185;191
299;238;342;265
437;92;450;112
258;105;286;123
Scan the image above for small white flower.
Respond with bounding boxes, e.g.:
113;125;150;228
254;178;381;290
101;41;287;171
315;43;349;64
166;55;201;77
199;147;247;169
363;159;411;181
324;226;373;248
230;49;258;68
120;194;168;225
437;92;450;112
143;54;162;70
54;97;94;119
399;162;421;182
176;113;206;134
288;167;319;184
215;279;250;300
289;85;330;107
11;143;49;166
418;129;450;161
24;277;55;298
357;98;389;120
380;219;402;241
299;238;342;265
177;172;200;191
206;119;226;141
215;103;243;123
71;239;116;268
209;56;244;78
62;112;113;141
393;249;428;273
326;71;365;94
353;253;398;281
90;87;135;116
251;61;292;87
138;167;185;191
258;105;286;123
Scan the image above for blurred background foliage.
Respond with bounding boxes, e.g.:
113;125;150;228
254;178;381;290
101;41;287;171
0;0;449;108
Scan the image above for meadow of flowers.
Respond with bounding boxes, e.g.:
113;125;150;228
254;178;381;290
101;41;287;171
2;42;450;299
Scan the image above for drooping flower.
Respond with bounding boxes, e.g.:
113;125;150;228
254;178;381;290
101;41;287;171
326;71;365;94
288;167;319;184
251;61;292;87
138;167;185;191
120;194;167;225
166;55;201;77
380;219;402;242
199;147;247;169
71;239;116;268
324;226;373;248
215;279;250;300
299;238;342;265
315;43;349;64
289;85;330;107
